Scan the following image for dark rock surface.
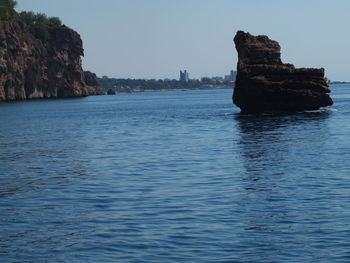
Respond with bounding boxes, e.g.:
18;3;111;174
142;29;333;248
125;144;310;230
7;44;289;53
0;17;100;101
107;89;116;95
233;31;333;113
84;71;103;95
84;71;99;87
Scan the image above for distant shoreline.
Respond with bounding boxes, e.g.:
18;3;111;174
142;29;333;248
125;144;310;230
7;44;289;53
107;85;232;94
330;82;350;85
97;76;235;95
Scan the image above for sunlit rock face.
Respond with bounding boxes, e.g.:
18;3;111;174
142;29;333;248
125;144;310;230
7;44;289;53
0;18;99;101
233;31;333;113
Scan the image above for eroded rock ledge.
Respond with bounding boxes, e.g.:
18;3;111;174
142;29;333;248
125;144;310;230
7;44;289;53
0;18;100;101
233;31;333;113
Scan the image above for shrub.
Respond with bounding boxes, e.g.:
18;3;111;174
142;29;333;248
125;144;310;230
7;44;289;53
18;11;62;40
0;0;17;18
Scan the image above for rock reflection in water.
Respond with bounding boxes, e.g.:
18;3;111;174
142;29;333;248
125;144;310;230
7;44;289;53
236;111;331;177
232;111;332;261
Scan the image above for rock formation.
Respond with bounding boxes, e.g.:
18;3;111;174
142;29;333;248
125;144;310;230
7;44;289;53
84;71;99;87
233;31;333;113
84;71;103;95
107;89;116;95
0;17;100;101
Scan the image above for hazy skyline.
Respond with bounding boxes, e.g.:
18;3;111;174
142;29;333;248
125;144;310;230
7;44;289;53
17;0;350;80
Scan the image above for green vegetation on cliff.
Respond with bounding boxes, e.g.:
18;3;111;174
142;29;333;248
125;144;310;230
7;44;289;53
18;12;62;40
0;0;63;40
0;0;17;18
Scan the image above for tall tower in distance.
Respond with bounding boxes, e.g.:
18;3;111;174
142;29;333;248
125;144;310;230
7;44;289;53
230;70;237;81
180;70;189;82
225;70;237;82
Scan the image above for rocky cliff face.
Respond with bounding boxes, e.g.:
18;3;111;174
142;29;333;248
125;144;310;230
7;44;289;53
84;71;99;87
84;71;103;95
0;18;99;101
233;31;333;113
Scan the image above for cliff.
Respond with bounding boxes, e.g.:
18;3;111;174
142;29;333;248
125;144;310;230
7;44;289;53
0;16;100;101
84;71;103;95
233;31;333;113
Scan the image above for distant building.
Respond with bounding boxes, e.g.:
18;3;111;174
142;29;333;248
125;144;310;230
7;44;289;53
224;70;237;82
230;70;237;81
180;70;189;82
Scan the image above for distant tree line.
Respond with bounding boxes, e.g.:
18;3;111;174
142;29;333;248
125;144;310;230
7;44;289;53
98;76;233;93
0;0;63;40
98;77;198;92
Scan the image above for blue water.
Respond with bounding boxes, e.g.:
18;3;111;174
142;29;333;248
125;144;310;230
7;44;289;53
1;85;350;262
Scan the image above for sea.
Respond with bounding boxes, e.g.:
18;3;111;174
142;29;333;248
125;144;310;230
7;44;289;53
1;84;350;263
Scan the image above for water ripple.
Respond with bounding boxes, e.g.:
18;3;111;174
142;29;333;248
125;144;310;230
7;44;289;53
0;87;350;262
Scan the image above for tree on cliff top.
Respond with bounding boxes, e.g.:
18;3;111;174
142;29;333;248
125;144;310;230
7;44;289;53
0;0;17;18
19;12;62;28
18;11;63;40
0;1;64;41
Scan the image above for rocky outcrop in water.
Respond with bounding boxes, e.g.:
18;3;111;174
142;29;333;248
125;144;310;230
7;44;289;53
233;31;333;113
107;89;116;95
0;17;100;101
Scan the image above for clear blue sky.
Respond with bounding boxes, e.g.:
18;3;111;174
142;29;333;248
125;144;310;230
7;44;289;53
16;0;350;80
